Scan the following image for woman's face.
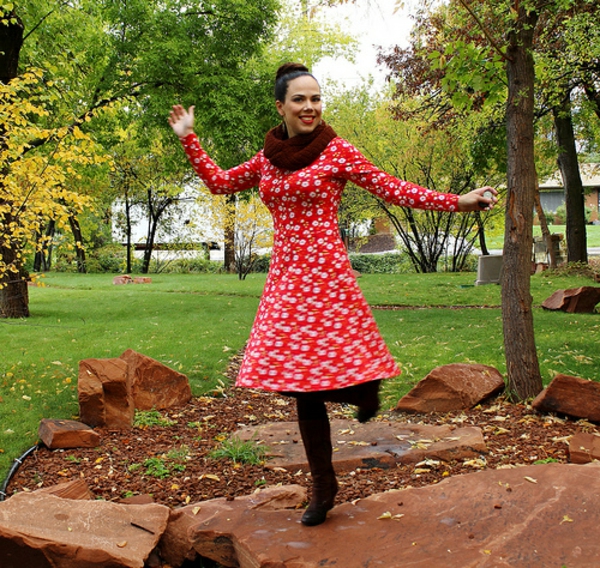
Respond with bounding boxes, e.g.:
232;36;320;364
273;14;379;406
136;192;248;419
276;75;322;138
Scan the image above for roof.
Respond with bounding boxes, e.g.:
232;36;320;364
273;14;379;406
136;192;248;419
539;163;600;189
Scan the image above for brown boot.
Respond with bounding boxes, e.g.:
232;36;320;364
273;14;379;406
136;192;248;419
298;417;338;526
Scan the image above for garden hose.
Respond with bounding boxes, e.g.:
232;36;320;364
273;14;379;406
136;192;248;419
0;444;40;501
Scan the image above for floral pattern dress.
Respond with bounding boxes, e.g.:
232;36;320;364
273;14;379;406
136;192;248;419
180;133;460;393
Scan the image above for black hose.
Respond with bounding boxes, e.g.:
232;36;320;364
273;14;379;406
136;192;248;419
0;444;40;501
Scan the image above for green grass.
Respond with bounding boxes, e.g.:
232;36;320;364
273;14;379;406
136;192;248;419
1;270;599;480
485;224;600;250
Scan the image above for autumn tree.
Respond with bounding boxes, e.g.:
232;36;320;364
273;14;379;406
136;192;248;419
326;83;500;272
378;0;600;399
1;0;280;316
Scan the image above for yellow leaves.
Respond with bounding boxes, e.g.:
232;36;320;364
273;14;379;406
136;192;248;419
199;473;221;482
560;514;573;525
377;511;405;521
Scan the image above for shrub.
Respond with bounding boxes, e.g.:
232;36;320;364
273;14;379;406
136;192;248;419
87;244;126;273
349;252;413;274
252;253;271;273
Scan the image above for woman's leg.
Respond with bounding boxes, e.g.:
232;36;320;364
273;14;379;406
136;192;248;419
321;379;381;423
295;394;338;526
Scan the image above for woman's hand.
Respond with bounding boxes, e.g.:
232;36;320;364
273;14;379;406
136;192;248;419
457;186;499;212
168;104;195;138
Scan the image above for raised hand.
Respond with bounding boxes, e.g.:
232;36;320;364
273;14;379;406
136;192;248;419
168;104;195;138
458;187;498;212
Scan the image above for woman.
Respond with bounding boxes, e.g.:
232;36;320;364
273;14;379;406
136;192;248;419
169;62;497;526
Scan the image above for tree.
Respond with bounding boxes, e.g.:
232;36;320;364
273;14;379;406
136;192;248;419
378;0;600;400
1;0;280;316
327;83;499;273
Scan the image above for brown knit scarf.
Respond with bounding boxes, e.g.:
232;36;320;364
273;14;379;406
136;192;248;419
263;122;337;171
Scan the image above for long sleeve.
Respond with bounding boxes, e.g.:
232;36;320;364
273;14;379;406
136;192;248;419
332;139;460;212
180;133;262;195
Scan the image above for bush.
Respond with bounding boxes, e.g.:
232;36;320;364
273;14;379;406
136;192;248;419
87;244;126;273
252;253;271;273
349;252;413;274
158;256;224;274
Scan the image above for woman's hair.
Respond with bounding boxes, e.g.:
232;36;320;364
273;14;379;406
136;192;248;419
274;62;316;102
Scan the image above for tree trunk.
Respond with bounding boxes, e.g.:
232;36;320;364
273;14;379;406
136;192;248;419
33;220;56;272
69;213;87;273
553;97;587;264
533;185;557;269
0;227;30;318
0;10;28;318
502;6;543;401
223;194;236;273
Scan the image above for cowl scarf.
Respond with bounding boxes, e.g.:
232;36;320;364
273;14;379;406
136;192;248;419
263;122;337;171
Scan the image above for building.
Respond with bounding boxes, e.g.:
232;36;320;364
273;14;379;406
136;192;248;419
539;163;600;223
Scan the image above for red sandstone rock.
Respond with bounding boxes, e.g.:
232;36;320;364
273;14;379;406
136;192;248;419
532;374;600;422
133;277;152;284
78;357;134;429
180;463;600;568
159;485;306;567
120;349;192;411
395;363;505;413
0;491;169;568
542;286;600;313
35;479;94;501
113;275;134;285
38;419;100;449
235;419;486;473
569;432;600;464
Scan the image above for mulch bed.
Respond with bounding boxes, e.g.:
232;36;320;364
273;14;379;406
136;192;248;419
6;387;599;508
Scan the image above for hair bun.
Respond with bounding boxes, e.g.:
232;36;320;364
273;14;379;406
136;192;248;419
276;62;309;81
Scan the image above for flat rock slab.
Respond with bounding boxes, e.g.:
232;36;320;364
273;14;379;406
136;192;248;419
185;463;600;568
235;420;486;472
0;492;169;568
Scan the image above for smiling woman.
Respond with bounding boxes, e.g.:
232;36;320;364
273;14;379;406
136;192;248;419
169;61;496;526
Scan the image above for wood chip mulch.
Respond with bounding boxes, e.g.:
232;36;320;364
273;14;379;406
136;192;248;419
6;387;599;508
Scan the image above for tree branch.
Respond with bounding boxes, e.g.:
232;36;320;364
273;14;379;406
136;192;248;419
457;0;511;62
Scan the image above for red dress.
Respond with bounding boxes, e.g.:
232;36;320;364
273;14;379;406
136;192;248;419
181;133;460;393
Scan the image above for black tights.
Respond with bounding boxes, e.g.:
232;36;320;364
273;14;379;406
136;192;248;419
287;379;381;421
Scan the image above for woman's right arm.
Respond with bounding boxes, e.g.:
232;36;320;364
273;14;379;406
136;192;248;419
169;105;261;195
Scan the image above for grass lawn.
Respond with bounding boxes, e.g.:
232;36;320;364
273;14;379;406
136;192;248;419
1;270;599;480
485;223;600;250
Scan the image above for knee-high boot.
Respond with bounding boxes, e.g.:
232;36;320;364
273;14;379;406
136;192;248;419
293;395;338;525
298;416;338;526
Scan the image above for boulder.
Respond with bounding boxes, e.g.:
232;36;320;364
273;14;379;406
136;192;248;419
542;286;600;313
120;349;192;411
38;419;100;449
179;463;600;568
569;432;600;464
0;491;169;568
133;277;152;284
532;374;600;423
159;485;306;567
78;357;134;429
395;363;505;413
234;419;486;472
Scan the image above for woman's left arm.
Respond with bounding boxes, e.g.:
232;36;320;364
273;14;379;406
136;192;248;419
336;140;498;213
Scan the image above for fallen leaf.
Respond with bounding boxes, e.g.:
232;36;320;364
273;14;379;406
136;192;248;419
524;476;537;484
117;541;127;548
560;515;573;525
378;511;393;519
192;506;201;515
200;474;220;482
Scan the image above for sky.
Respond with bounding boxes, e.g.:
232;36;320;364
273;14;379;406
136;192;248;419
312;0;416;89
